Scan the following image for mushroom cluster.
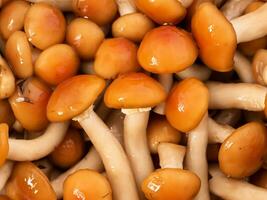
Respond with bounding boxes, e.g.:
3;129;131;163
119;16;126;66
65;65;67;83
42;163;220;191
1;0;267;200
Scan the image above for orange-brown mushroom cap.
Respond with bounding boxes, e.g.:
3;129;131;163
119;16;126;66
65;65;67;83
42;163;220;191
219;122;267;178
0;195;12;200
252;49;267;86
47;75;106;122
104;72;167;109
0;123;9;167
191;2;237;72
138;26;198;74
165;78;209;132
142;168;201;200
63;169;112;200
0;100;15;127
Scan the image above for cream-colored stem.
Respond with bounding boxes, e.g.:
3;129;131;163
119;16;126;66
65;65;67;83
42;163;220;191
0;161;13;191
207;81;267;111
74;107;139;200
154;74;173;115
8;122;69;161
124;109;154;200
116;0;136;16
231;3;267;43
176;64;211;81
186;113;210;200
158;143;186;169
214;109;241;126
26;0;73;11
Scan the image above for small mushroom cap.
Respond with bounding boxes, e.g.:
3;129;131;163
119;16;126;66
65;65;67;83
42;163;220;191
135;0;186;25
104;72;167;109
63;169;112;200
0;195;12;200
0;0;30;39
94;38;140;79
252;49;267;85
250;168;267;189
35;44;79;85
112;13;155;43
0;100;15;126
0;56;15;99
47;75;106;122
142;168;201;200
138;26;198;74
191;2;237;72
165;78;209;132
219;122;267;178
24;2;66;50
5;31;33;79
147;115;181;154
72;0;117;26
5;162;56;200
66;18;105;60
0;123;9;167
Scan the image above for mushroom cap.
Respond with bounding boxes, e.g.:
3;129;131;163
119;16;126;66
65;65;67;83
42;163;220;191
5;162;56;200
191;2;237;72
252;49;267;85
5;31;33;79
24;2;66;50
63;169;112;200
138;26;198;74
135;0;186;25
9;77;52;132
165;78;209;132
47;75;106;122
0;0;30;39
0;195;12;200
147;115;181;154
112;13;155;43
94;38;140;79
142;168;201;200
0;100;15;127
250;168;267;189
72;0;117;26
35;44;79;85
66;18;105;60
104;72;167;109
0;123;9;167
219;122;267;178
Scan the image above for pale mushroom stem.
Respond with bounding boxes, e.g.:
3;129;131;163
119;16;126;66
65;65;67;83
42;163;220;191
26;0;73;11
158;143;186;169
214;109;241;126
73;106;139;200
123;108;154;200
8;122;69;161
185;113;210;200
0;161;13;191
176;64;211;81
116;0;137;16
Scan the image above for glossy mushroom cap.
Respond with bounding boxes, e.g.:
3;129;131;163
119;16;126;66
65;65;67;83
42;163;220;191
252;49;267;85
104;72;167;109
142;168;201;200
35;44;79;85
0;0;30;39
0;100;15;126
112;13;155;43
50;128;85;169
94;38;140;79
191;2;237;72
66;18;105;60
135;0;186;25
47;75;106;122
138;26;198;74
250;168;267;189
165;78;209;132
219;122;267;178
9;77;52;131
0;123;9;167
5;162;56;200
72;0;117;26
24;2;66;50
147;115;181;154
63;169;112;200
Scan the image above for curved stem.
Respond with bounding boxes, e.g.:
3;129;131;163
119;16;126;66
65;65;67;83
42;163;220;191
115;0;136;16
26;0;73;11
0;161;13;191
176;64;211;81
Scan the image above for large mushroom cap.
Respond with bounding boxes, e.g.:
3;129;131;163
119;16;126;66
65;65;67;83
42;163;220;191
165;78;209;132
138;26;198;74
47;75;106;122
5;162;56;200
219;122;267;178
142;168;201;200
0;123;8;167
104;72;167;109
63;169;112;200
191;2;237;72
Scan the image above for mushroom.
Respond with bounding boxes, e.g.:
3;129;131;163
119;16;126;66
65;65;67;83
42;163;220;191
63;169;112;200
0;100;15;127
0;195;11;200
250;168;267;189
175;64;212;81
0;161;13;191
0;123;8;166
47;74;139;200
252;49;267;86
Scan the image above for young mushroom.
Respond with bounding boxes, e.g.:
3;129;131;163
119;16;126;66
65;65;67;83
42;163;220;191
0;123;8;166
0;161;13;191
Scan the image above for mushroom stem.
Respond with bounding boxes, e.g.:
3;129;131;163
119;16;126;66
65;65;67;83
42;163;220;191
25;0;73;11
158;143;186;169
0;161;13;191
186;113;210;200
115;0;137;16
8;122;69;161
207;81;267;111
175;64;211;81
214;109;241;126
73;106;139;200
